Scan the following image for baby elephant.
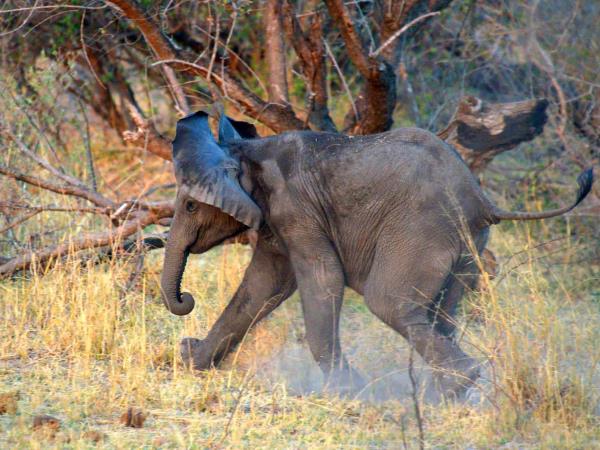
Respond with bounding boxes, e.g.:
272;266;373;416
160;111;593;397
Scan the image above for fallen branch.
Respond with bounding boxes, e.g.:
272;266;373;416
0;211;167;278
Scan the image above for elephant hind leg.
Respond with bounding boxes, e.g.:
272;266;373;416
430;228;490;337
364;246;479;398
430;256;480;338
287;233;365;394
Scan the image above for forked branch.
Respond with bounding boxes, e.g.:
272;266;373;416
105;0;305;132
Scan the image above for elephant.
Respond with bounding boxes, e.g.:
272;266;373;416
160;110;593;397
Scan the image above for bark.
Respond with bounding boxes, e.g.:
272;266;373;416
437;96;549;174
264;0;290;105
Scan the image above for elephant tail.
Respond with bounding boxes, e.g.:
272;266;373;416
490;168;594;222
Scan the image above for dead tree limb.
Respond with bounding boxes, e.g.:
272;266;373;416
438;96;549;174
0;211;167;278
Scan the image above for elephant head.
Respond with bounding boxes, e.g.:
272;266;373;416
160;111;261;316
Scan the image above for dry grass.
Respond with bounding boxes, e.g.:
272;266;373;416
1;220;599;448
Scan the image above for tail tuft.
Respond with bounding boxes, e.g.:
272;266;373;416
491;167;594;222
574;167;594;208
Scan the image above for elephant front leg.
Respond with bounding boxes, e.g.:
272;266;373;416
181;240;296;371
290;237;365;395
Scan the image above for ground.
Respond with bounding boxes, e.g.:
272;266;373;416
1;222;599;449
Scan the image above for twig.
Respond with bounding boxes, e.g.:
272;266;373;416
206;0;220;88
0;0;38;37
370;12;440;58
0;202;109;215
1;124;86;188
408;347;425;450
70;76;98;191
192;22;266;93
0;163;114;208
323;39;359;123
3;88;62;164
0;5;107;14
119;248;146;306
221;375;252;444
0;210;41;234
79;9;106;89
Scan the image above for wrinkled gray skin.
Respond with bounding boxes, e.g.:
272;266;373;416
161;111;593;398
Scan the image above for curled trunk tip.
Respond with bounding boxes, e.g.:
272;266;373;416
165;291;195;316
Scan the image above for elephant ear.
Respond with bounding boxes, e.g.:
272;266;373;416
172;111;262;230
218;114;259;143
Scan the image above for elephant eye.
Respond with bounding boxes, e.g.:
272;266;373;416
185;199;198;213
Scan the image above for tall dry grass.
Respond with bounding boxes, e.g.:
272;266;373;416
1;216;599;448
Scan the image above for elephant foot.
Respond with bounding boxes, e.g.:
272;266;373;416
323;366;367;398
434;358;481;401
180;337;214;371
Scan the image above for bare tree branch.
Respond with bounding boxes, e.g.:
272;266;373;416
324;0;371;78
105;0;306;132
324;0;397;134
283;1;336;132
370;11;440;58
104;0;189;114
122;102;173;161
0;163;115;209
325;0;453;134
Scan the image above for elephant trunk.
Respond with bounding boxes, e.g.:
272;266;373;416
160;234;195;316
